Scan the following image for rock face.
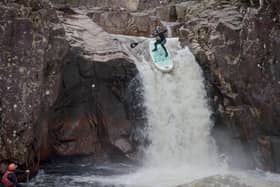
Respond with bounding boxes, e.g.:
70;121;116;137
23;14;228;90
174;0;280;171
0;0;145;175
48;56;141;162
0;0;68;173
42;13;145;162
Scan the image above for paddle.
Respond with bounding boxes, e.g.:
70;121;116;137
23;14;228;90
130;39;147;48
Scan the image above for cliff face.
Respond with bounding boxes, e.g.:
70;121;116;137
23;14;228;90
44;13;144;162
0;0;144;175
0;0;68;173
176;0;280;171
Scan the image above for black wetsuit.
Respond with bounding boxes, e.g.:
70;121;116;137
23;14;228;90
152;29;168;57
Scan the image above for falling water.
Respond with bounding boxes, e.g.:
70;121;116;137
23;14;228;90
135;38;219;168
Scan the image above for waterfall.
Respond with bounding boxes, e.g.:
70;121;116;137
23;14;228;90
137;38;219;168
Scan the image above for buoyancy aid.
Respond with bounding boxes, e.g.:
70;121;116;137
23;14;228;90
1;171;15;187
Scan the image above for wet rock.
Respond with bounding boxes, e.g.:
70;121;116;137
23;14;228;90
271;136;280;172
46;54;141;162
258;136;273;171
114;138;133;154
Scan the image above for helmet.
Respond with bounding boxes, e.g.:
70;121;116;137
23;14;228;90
7;163;17;171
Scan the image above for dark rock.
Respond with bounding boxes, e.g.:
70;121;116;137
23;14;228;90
46;51;142;162
271;136;280;172
178;0;280;171
0;0;68;175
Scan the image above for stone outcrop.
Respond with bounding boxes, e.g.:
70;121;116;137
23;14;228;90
174;0;280;171
0;0;68;174
41;12;145;162
0;0;145;175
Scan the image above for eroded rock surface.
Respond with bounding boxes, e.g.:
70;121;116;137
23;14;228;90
0;0;145;175
0;0;68;173
176;0;280;171
43;11;145;163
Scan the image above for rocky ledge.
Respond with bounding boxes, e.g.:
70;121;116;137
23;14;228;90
43;10;145;163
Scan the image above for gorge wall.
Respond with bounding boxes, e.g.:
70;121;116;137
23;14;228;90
0;0;68;174
176;0;280;171
0;0;144;176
